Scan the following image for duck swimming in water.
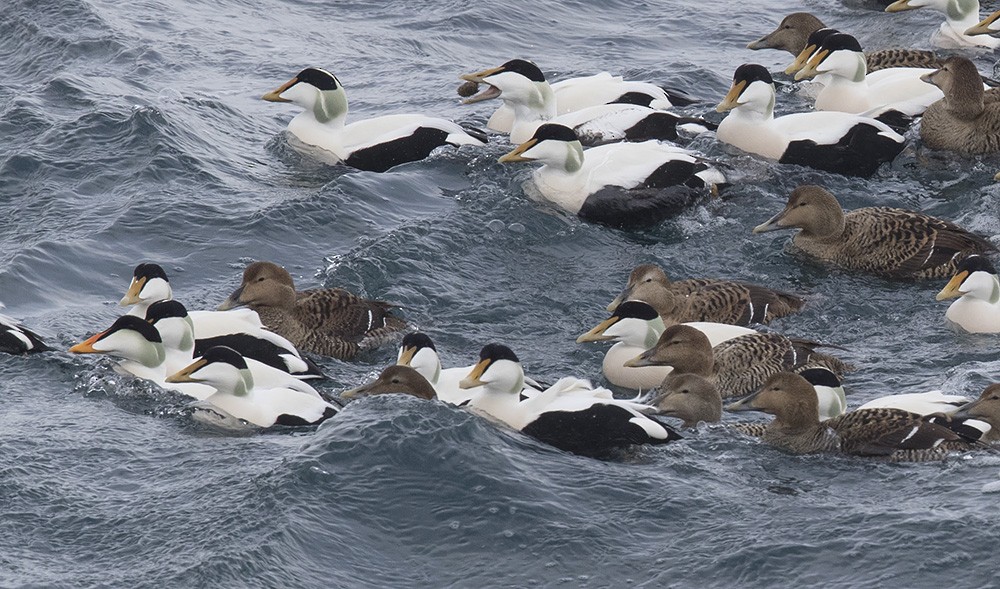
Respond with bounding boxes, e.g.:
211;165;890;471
716;64;905;177
498;123;724;227
919;56;1000;155
936;255;1000;333
885;0;1000;49
0;304;48;354
263;67;486;172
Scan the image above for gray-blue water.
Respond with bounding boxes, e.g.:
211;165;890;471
3;0;1000;586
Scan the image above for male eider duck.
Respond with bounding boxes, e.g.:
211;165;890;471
794;33;944;123
459;343;681;456
886;0;1000;49
459;59;708;145
727;372;979;460
69;314;214;400
262;67;486;172
748;13;944;72
341;365;438;401
607;263;805;326
498;123;724;227
218;261;406;360
753;185;997;279
167;346;337;428
716;64;905;177
577;301;756;391
0;304;49;354
936;255;1000;333
626;324;849;419
919;56;1000;155
459;59;686;134
395;332;482;404
121;262;323;379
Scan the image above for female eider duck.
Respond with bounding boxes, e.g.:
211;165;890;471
625;324;849;419
886;0;1000;49
167;346;337;428
607;263;805;326
577;301;756;391
395;332;481;404
0;304;49;354
218;261;406;360
647;373;723;428
341;365;437;401
749;13;944;72
953;384;1000;442
69;314;214;400
121;262;323;379
459;59;686;134
753;185;996;279
936;255;1000;333
262;67;486;172
727;372;979;460
716;64;905;177
459;59;709;145
498;123;724;227
794;33;944;124
459;343;681;456
919;56;1000;155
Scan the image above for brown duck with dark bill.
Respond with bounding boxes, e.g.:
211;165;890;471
754;185;996;279
608;263;804;326
341;365;437;401
920;56;1000;155
727;372;977;461
647;373;722;428
218;261;406;360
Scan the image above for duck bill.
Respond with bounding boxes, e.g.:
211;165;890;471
459;359;489;389
576;317;618;343
795;49;828;81
397;346;417;366
119;277;146;306
262;78;296;102
920;69;941;87
725;390;761;412
747;30;780;50
606;292;627;313
716;80;746;113
935;271;968;301
784;45;817;74
165;358;207;383
459;66;505;104
69;331;106;354
966;13;1000;36
622;350;658;368
498;139;536;163
885;0;916;12
341;381;376;400
217;286;245;311
952;398;983;420
752;208;791;234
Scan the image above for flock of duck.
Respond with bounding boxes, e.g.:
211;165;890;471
4;3;1000;460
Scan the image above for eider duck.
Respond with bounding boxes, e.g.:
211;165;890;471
858;390;972;414
966;10;1000;36
716;64;905;177
727;372;978;460
647;373;722;428
69;314;214;400
121;262;323;379
395;332;482;404
885;0;1000;49
919;56;1000;155
607;263;805;326
166;346;337;428
936;255;1000;333
341;365;438;401
577;301;756;390
753;185;997;279
144;301;321;396
218;261;406;360
626;324;849;419
459;59;708;145
498;123;724;227
794;33;943;122
953;384;1000;442
0;304;49;354
262;67;486;172
748;13;944;72
459;60;685;134
459;343;681;456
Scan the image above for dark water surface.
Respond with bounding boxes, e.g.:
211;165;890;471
2;0;1000;587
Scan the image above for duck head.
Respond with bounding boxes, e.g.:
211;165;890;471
70;314;166;368
459;343;525;395
460;59;554;111
795;32;866;82
784;27;839;75
936;255;1000;303
120;262;172;308
166;345;252;395
747;12;826;55
498;123;584;172
342;365;437;401
577;301;664;348
396;332;442;385
753;185;846;240
218;261;298;311
263;67;349;125
717;64;776;118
